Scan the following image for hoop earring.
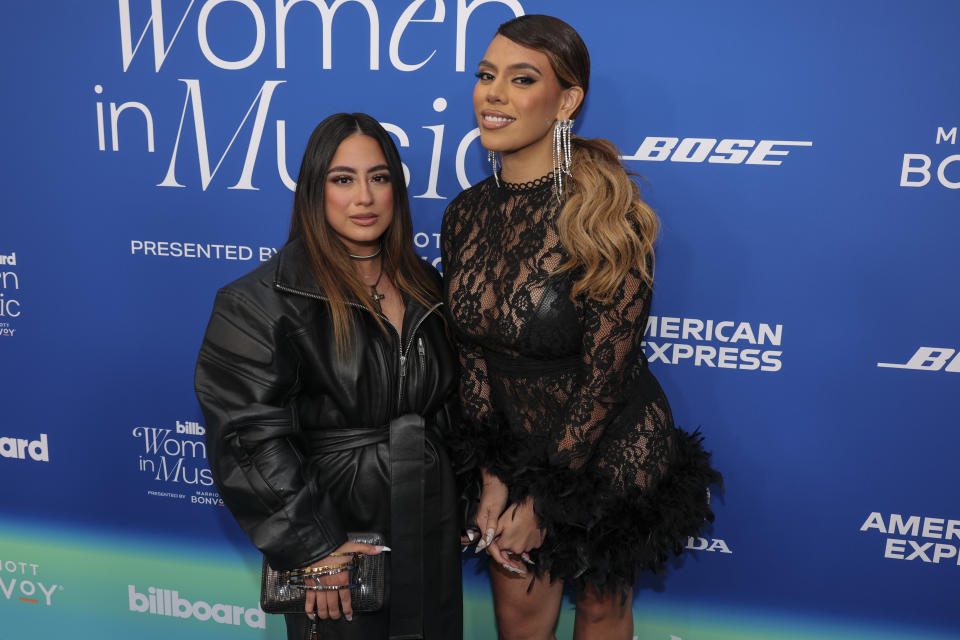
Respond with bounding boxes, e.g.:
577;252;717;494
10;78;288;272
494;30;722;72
488;149;501;187
552;119;574;203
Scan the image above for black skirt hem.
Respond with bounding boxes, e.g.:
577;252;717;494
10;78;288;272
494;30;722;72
451;423;722;594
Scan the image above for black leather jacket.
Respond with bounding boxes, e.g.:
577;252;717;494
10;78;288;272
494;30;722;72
195;239;458;571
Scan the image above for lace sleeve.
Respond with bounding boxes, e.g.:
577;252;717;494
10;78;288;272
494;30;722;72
457;340;493;429
553;267;651;470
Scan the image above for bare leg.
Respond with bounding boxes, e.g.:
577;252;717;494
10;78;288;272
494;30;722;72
489;559;564;640
573;585;633;640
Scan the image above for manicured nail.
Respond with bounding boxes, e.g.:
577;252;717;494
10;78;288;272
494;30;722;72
476;529;493;553
307;613;316;620
345;613;353;622
521;553;535;565
376;545;391;552
466;530;476;542
501;563;527;575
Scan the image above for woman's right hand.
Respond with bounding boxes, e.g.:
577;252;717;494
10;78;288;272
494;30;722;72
303;541;388;622
474;469;508;553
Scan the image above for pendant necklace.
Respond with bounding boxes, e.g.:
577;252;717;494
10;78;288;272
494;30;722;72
348;243;385;303
369;260;385;303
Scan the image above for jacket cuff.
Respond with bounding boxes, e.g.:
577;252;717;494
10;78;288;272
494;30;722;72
251;489;347;571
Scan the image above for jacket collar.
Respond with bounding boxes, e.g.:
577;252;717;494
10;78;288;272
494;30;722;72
272;237;442;322
273;237;321;296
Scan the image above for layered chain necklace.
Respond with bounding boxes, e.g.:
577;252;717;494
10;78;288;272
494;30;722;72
349;244;385;303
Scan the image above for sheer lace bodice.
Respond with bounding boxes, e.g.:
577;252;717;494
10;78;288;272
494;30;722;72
441;175;671;493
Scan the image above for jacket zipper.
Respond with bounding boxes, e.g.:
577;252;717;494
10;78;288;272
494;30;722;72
273;283;440;413
396;302;442;410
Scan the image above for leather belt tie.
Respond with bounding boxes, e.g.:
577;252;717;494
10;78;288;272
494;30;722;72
388;414;425;640
303;416;426;640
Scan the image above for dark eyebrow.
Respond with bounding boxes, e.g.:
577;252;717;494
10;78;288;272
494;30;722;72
478;59;543;76
327;164;389;174
507;62;542;75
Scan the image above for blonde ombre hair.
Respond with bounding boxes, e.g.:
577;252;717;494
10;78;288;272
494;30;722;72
556;137;657;301
498;15;658;301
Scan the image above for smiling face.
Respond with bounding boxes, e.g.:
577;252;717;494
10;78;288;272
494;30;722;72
323;134;394;255
473;34;583;169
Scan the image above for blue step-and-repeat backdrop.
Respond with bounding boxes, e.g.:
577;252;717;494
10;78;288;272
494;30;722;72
2;2;958;639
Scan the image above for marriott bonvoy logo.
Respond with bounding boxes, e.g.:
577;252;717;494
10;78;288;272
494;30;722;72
128;585;265;628
1;560;62;606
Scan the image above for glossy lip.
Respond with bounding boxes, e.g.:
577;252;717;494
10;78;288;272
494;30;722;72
480;109;516;130
349;213;379;226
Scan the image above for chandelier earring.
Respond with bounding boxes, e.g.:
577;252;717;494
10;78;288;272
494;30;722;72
552;119;574;203
488;149;501;187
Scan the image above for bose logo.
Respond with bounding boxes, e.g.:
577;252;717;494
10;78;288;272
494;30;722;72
877;347;960;373
622;138;812;165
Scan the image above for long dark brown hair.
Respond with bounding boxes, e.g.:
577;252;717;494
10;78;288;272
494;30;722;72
288;113;438;352
497;15;659;302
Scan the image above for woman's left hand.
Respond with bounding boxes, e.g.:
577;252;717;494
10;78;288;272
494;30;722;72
490;497;544;574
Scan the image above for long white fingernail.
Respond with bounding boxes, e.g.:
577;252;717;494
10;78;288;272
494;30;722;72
307;613;316;620
376;546;391;552
346;613;353;622
501;563;527;575
466;530;476;541
521;553;535;565
475;539;486;553
484;528;495;545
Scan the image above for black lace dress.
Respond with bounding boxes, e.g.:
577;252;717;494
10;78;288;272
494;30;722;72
441;174;721;593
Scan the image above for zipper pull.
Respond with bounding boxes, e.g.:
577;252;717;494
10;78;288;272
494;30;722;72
417;337;426;371
399;353;407;378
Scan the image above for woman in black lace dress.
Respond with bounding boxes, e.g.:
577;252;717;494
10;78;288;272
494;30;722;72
441;15;721;639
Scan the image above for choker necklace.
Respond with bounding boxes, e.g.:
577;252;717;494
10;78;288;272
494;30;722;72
349;244;382;260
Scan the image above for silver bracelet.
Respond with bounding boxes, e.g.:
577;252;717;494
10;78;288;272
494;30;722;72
302;583;359;591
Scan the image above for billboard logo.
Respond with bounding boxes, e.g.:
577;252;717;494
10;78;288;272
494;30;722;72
1;252;20;329
176;420;205;436
128;585;265;628
0;561;62;606
0;433;49;462
877;347;960;373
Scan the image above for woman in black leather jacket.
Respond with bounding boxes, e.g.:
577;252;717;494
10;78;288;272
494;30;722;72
195;113;462;640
